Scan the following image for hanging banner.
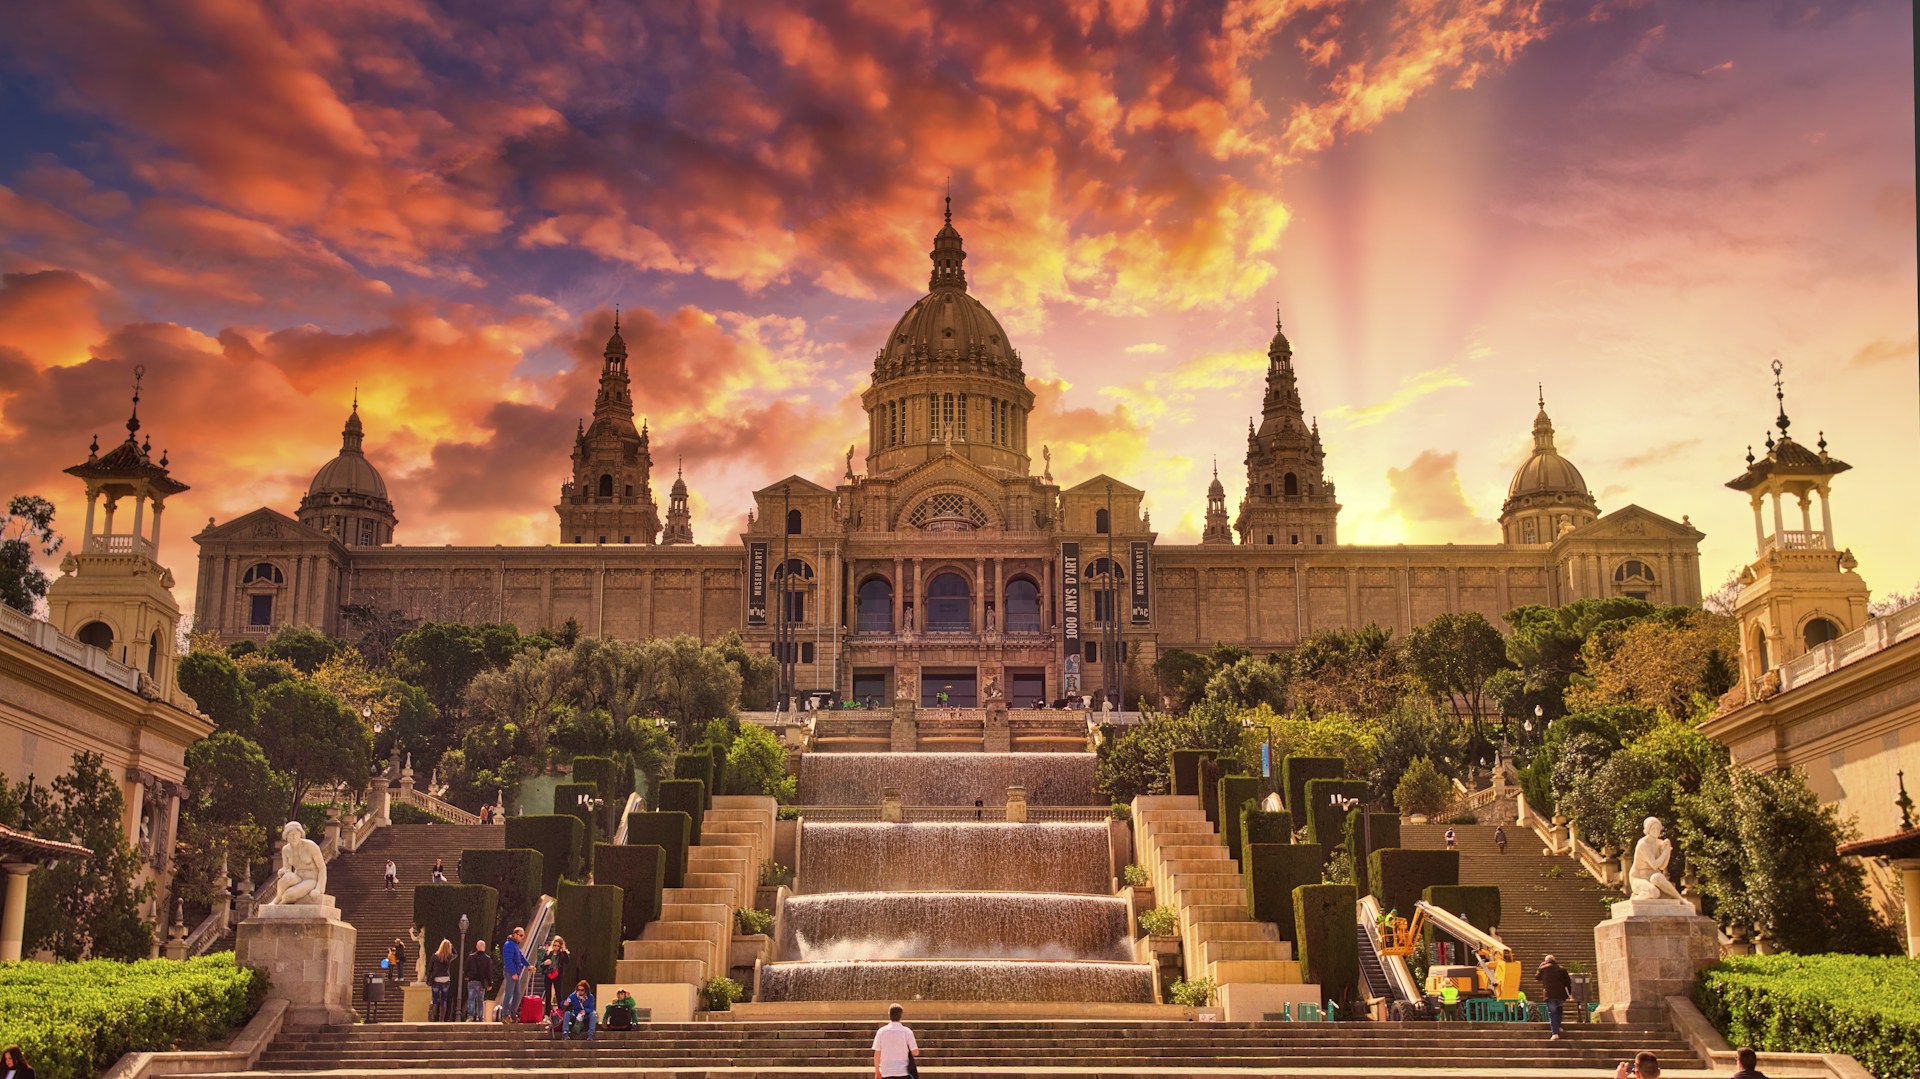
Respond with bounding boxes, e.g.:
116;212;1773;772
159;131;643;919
1060;541;1081;659
747;542;769;626
1129;540;1151;624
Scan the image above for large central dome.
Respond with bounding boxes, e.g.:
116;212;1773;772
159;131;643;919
861;199;1035;477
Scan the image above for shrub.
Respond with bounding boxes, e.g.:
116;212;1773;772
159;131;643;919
1302;778;1369;849
1293;883;1359;1008
1239;806;1294;871
1168;976;1217;1007
459;848;545;926
1121;863;1150;888
760;859;792;886
624;811;692;888
1216;775;1273;863
553;780;602;876
412;884;499;964
723;723;796;801
1282;756;1345;818
389;801;455;825
1138;905;1178;937
0;954;264;1079
553;881;624;985
1344;810;1399;895
1244;843;1323;943
1422;884;1502;960
593;843;666;939
1198;756;1224;828
701;975;746;1011
735;907;773;936
657;779;706;844
673;749;715;807
1368;848;1459;923
1443;811;1479;825
504;815;584;894
1168;748;1215;797
1110;802;1132;822
1394;755;1453;818
1696;954;1920;1079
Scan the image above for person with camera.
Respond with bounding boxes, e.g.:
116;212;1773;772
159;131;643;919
1615;1051;1661;1078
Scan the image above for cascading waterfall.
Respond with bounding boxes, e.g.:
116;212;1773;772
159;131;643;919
780;892;1132;962
756;960;1155;1003
796;752;1102;806
796;822;1112;895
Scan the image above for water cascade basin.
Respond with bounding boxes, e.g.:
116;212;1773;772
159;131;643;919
780;892;1132;962
756;959;1155;1004
796;752;1101;806
797;822;1113;895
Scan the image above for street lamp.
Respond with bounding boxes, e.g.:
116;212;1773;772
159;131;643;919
1330;792;1370;878
455;913;469;1023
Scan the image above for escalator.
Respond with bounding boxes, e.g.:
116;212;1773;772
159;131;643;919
1356;894;1426;1020
1357;922;1395;1003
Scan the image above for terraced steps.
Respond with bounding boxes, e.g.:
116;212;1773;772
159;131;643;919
327;824;506;1013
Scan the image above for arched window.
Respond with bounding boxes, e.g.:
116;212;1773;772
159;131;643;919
1803;617;1842;650
597;474;614;497
925;572;972;632
76;621;113;650
773;558;813;623
857;576;894;633
1087;558;1125;624
1754;628;1771;672
786;508;803;535
1095;508;1111;534
1004;577;1041;634
1613;559;1657;602
1284;472;1299;497
241;562;284;585
148;629;162;677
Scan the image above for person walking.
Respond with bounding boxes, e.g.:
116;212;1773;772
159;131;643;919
3;1044;37;1079
383;859;398;892
427;939;455;1022
1536;954;1573;1041
1494;825;1508;854
1444;827;1458;850
500;926;529;1022
1730;1046;1770;1079
872;1003;919;1079
540;936;573;1009
464;938;493;1021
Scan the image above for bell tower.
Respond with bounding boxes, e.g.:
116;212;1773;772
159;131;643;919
1235;311;1340;546
557;312;663;544
1201;459;1232;544
1725;359;1869;690
47;365;190;700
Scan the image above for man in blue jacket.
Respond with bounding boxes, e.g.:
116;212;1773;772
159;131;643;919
501;927;529;1022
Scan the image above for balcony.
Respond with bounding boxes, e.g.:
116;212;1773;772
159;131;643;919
855;612;894;634
84;533;154;557
1762;530;1831;554
1778;602;1920;692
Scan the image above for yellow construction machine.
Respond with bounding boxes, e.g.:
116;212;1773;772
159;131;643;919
1377;899;1521;1005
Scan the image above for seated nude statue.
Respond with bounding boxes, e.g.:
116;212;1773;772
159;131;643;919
1628;816;1684;901
272;820;330;905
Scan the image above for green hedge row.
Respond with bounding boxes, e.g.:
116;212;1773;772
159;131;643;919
554;880;625;986
594;842;667;940
571;755;627;832
1282;756;1344;818
1696;954;1920;1079
504;815;584;895
553;781;602;878
1302;778;1370;850
1244;842;1322;944
1345;810;1399;896
626;811;693;888
1293;883;1359;1008
1216;774;1272;864
0;954;265;1079
1197;756;1224;828
673;751;715;807
459;848;545;928
413;883;499;963
1240;806;1294;872
1169;749;1215;797
1368;847;1458;922
658;779;706;844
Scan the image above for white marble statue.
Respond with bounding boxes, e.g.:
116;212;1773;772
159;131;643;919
1628;816;1684;902
269;820;331;906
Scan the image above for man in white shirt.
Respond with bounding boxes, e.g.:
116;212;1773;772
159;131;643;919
871;1003;919;1078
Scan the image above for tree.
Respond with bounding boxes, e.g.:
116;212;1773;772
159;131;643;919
177;650;256;736
0;494;62;614
1370;701;1471;805
1153;648;1215;712
638;634;743;742
1204;655;1287;711
0;753;154;960
263;626;345;674
1287;624;1408;718
1567;608;1737;718
337;603;419;669
1094;699;1253;803
712;630;777;711
1702;569;1743;617
723;722;797;801
1869;582;1920;618
253;680;372;823
175;731;289;910
391;621;522;729
1404;611;1511;731
1393;756;1453;818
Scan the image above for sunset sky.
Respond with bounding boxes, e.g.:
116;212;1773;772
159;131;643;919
1;0;1915;622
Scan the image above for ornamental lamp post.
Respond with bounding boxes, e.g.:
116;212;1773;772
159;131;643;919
1331;792;1370;872
456;913;469;1022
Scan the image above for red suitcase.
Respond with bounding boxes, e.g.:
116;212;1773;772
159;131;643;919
518;995;546;1024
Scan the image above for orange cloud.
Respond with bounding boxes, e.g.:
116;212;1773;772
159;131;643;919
1385;449;1480;540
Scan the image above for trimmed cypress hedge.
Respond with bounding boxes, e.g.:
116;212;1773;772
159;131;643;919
705;740;729;798
554;880;625;986
1293;882;1359;1008
657;778;706;844
1244;842;1323;943
1696;954;1920;1079
1198;756;1224;828
1216;775;1272;863
625;811;693;887
1169;749;1215;797
1282;756;1344;818
571;755;626;830
554;781;602;875
413;883;499;962
1346;811;1400;895
595;842;667;940
1303;778;1370;849
1368;847;1459;922
505;814;585;895
1240;806;1294;871
673;750;715;808
459;847;545;927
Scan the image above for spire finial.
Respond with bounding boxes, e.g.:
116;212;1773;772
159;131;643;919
1770;356;1791;436
127;363;145;438
677;455;683;479
1274;302;1282;331
613;303;620;333
352;386;358;412
1212;455;1219;480
1537;382;1544;409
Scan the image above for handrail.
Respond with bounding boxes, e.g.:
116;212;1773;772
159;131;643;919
1357;893;1421;1005
609;791;647;845
393;785;483;825
491;893;556;1020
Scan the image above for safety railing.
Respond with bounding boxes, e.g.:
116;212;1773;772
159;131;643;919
608;791;647;845
393;785;483;825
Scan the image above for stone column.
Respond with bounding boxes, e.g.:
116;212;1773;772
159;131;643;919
1899;860;1920;959
893;557;903;633
881;787;903;823
1594;899;1720;1024
369;780;392;828
1005;786;1028;823
1;864;34;962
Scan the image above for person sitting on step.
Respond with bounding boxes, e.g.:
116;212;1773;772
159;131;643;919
603;988;637;1030
557;980;597;1040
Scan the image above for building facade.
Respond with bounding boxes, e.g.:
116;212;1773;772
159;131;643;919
196;206;1706;705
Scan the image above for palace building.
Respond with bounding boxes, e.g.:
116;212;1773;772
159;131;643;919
194;203;1706;706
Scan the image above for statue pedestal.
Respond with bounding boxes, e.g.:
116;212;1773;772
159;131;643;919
984;695;1010;753
890;700;917;752
401;982;433;1022
1593;899;1718;1025
236;905;358;1027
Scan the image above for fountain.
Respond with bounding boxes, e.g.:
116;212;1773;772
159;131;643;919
757;959;1155;1003
781;892;1133;962
797;752;1101;806
797;822;1112;894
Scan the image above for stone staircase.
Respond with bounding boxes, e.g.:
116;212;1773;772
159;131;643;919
1400;823;1616;998
327;824;506;1013
215;1017;1716;1076
1134;795;1303;1002
616;796;775;987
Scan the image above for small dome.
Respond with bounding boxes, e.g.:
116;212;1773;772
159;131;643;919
876;289;1019;372
308;405;389;499
1507;451;1588;500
